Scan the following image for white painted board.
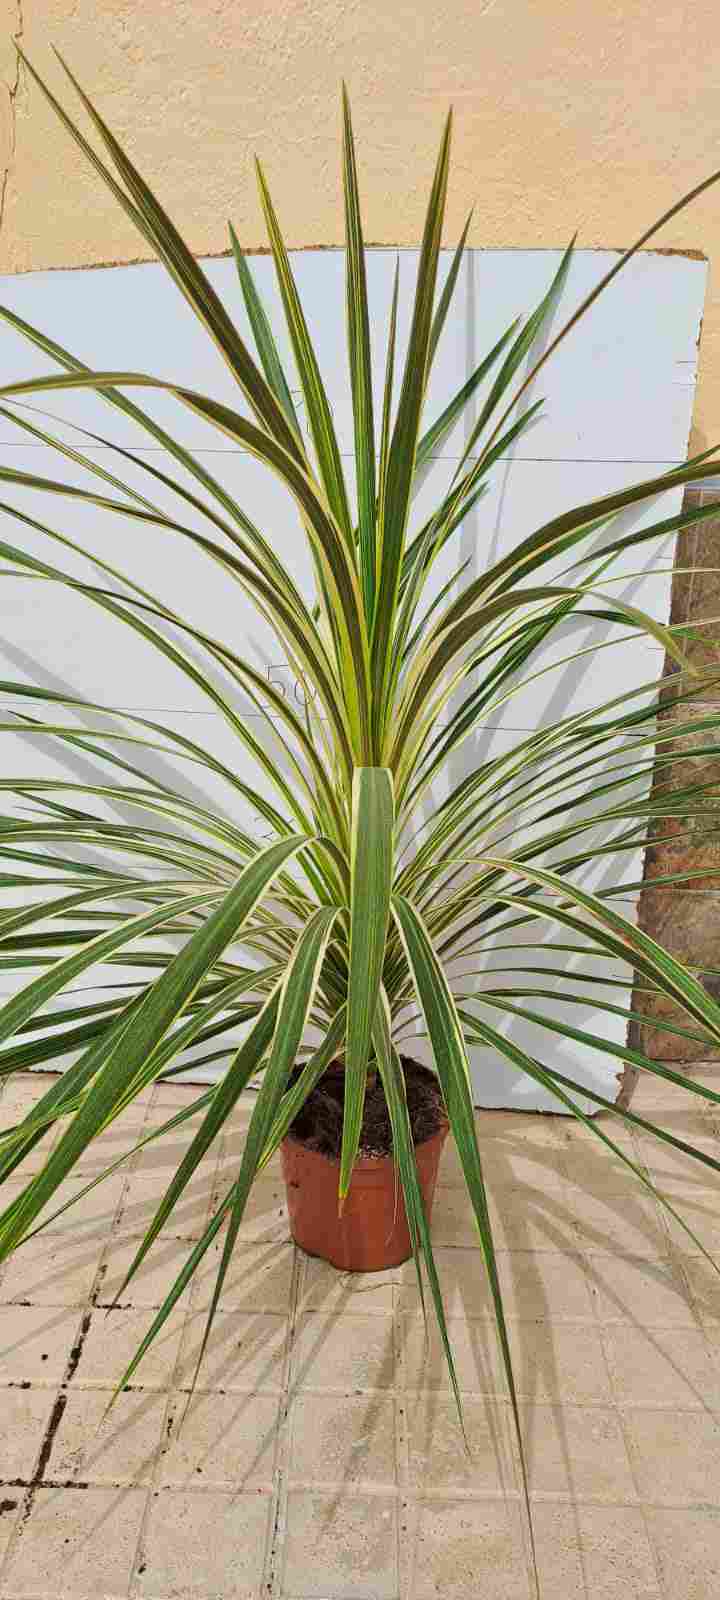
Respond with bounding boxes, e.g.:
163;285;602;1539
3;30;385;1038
0;247;707;1109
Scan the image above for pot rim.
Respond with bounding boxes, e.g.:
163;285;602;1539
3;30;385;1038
281;1116;449;1173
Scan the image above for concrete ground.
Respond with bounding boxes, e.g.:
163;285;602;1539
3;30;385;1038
1;1065;719;1599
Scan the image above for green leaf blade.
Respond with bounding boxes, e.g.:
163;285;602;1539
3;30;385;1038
254;156;354;549
229;225;302;437
372;111;453;729
342;87;377;622
0;835;309;1254
339;767;395;1199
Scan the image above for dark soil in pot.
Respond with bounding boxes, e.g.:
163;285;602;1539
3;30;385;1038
284;1054;446;1157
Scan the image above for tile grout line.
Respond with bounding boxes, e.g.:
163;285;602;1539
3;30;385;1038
393;1270;410;1600
0;1122;136;1588
649;1080;720;1495
262;1241;305;1598
393;1256;533;1600
123;1367;180;1597
125;1092;227;1599
658;1057;720;1360
503;1123;584;1593
91;1095;169;1600
579;1121;672;1600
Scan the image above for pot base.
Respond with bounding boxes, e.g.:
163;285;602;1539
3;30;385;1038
280;1124;448;1272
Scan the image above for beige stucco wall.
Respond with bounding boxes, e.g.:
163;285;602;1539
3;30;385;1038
0;0;718;447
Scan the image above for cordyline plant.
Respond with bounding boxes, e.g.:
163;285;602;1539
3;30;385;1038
2;54;720;1534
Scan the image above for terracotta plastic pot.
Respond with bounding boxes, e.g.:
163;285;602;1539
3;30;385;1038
280;1122;449;1272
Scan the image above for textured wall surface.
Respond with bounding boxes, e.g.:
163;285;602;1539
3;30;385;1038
634;485;720;1071
0;1;719;444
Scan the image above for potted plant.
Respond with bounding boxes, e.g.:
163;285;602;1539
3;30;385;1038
2;53;720;1533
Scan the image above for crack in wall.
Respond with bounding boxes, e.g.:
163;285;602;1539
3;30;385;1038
0;240;707;279
0;0;23;240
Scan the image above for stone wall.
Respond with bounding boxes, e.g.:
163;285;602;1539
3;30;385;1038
630;485;720;1094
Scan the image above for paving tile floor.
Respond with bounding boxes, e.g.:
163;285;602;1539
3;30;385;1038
1;1066;720;1597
